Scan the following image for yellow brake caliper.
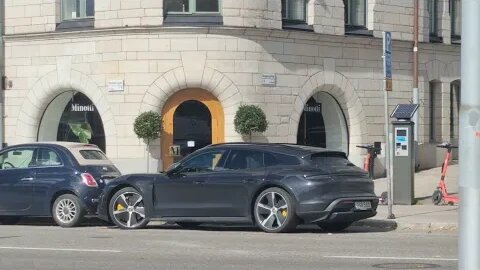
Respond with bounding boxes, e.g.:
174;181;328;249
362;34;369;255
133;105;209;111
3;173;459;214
116;204;125;211
281;210;288;217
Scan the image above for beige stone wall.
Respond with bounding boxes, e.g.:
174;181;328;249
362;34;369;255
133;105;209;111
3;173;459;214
313;0;345;36
223;0;282;29
370;0;429;42
95;0;163;28
3;27;460;173
4;0;58;35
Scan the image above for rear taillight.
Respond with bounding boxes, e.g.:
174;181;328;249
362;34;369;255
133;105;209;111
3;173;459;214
81;173;98;187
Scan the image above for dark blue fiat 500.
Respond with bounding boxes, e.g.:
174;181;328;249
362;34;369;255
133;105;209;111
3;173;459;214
0;142;121;227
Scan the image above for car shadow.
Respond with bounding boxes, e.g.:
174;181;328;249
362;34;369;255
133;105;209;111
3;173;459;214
2;217;110;227
141;222;396;234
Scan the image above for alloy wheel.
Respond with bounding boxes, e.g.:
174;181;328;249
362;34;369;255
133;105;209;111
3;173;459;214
55;199;77;223
256;192;289;231
111;191;146;229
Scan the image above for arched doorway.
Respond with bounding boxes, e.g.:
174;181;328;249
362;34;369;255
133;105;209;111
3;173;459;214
38;91;106;152
161;89;224;169
297;92;348;153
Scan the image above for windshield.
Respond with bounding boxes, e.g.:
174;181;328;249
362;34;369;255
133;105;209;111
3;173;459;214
79;150;108;160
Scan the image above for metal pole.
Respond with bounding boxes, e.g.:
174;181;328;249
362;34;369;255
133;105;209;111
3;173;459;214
459;0;480;269
0;2;5;149
384;90;394;219
412;0;419;170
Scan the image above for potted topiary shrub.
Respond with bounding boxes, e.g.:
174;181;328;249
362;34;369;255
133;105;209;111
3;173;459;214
134;111;162;172
234;105;268;142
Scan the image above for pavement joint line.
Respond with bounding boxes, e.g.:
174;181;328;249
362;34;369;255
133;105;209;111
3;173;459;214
0;246;122;253
323;255;458;261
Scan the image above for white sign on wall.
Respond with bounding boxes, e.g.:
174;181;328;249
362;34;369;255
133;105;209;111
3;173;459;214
107;80;125;92
261;74;276;87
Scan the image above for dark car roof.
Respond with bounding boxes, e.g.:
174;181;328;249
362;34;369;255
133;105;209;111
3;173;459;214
205;143;335;158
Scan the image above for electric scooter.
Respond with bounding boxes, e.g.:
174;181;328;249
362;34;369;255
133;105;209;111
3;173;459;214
356;142;382;180
432;143;459;205
357;143;388;205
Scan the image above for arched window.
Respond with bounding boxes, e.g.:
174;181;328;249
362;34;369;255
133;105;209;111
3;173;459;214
62;0;94;21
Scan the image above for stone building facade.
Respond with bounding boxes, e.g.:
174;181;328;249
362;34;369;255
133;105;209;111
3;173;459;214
2;0;461;174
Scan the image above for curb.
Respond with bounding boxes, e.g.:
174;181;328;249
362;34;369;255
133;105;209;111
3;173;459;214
353;219;457;232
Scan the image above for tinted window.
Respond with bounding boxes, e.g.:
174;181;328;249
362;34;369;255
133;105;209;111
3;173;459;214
37;148;62;167
264;152;301;167
181;150;226;173
309;152;356;173
80;150;107;160
0;148;35;169
224;150;264;170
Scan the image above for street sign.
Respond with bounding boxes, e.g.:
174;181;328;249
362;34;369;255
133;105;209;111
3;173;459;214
169;145;181;157
385;78;393;91
383;32;393;91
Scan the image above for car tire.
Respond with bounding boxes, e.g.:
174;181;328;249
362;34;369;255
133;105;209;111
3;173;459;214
254;187;298;233
432;189;443;205
52;194;85;228
109;187;149;230
176;222;202;229
0;216;21;225
317;222;352;232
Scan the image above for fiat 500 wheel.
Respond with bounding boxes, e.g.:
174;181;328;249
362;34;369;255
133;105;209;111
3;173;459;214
52;194;85;228
109;187;149;230
254;187;298;233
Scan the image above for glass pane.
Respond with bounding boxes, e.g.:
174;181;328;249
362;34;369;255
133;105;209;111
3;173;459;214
183;151;225;172
166;0;190;13
282;0;287;18
57;92;106;152
429;0;437;35
348;0;366;26
286;0;306;21
225;150;264;170
62;0;77;20
196;0;219;12
264;152;301;167
79;150;108;160
452;0;461;36
37;149;62;167
0;149;35;169
86;0;95;17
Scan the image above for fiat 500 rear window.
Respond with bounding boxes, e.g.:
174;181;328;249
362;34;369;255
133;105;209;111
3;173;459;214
79;150;108;160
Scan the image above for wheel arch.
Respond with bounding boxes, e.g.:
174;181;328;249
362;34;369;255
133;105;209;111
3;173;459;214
105;181;154;220
249;183;299;224
50;189;80;215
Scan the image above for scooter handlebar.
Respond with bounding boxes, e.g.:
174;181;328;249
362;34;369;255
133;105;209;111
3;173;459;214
436;143;458;149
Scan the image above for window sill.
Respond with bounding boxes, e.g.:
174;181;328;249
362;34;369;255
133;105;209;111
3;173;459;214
451;35;461;45
282;22;313;32
345;26;373;37
163;14;223;26
56;18;94;31
429;35;443;43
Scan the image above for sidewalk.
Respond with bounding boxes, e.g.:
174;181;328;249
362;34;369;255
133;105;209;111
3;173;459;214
355;164;459;232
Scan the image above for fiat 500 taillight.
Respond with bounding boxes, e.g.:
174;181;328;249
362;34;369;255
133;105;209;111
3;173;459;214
81;173;98;187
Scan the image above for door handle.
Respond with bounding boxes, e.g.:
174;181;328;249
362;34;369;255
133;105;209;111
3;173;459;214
193;180;205;184
21;177;34;181
243;179;255;184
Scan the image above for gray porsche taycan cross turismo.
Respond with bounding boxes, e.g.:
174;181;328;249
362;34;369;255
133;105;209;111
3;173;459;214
98;143;378;233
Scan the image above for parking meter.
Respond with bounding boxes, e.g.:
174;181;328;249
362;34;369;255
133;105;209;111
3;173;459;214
390;104;418;205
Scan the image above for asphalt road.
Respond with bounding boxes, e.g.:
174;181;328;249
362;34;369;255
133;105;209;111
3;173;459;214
0;220;457;270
